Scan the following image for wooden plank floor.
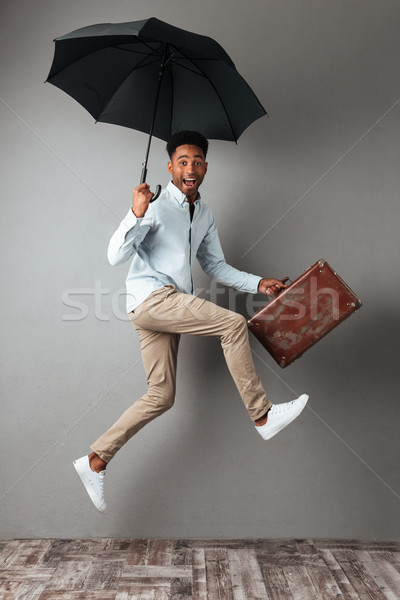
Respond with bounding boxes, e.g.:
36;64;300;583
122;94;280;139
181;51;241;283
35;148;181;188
0;539;398;599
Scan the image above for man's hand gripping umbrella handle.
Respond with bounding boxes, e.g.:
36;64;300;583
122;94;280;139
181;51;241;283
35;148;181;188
140;165;161;202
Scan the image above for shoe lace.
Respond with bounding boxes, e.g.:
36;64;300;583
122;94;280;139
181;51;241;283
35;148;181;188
272;399;296;414
98;470;105;491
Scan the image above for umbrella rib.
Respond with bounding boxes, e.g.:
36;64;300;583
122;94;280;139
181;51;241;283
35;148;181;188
172;54;222;61
174;46;238;141
136;36;164;57
47;44;108;81
131;55;167;72
95;45;165;124
166;44;230;62
47;39;163;81
169;60;207;78
114;47;160;57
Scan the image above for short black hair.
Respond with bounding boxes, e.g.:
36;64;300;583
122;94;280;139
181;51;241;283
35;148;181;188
166;130;208;159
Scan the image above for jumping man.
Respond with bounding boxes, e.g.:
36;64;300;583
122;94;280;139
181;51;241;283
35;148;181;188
73;130;308;511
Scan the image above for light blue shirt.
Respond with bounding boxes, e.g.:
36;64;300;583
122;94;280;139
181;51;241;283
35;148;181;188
108;181;262;313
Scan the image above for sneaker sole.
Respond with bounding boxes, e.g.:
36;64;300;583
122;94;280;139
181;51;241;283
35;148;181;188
73;459;106;512
261;394;309;440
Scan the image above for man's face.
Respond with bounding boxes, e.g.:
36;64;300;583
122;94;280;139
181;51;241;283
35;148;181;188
168;144;208;200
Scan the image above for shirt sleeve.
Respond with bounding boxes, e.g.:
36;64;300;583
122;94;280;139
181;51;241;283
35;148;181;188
107;207;153;266
196;214;262;293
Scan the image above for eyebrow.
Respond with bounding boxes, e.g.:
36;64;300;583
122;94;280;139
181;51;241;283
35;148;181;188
177;154;204;160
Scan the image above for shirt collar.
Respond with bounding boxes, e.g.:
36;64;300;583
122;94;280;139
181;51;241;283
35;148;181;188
167;181;201;205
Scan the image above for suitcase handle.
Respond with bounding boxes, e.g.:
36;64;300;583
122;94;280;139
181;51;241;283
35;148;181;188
276;277;291;294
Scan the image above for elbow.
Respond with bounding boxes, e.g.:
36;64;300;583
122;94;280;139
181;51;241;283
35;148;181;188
107;247;133;266
107;239;126;266
107;249;121;267
203;259;225;277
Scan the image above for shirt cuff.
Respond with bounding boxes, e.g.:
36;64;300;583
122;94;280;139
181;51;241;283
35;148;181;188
122;208;143;229
248;274;263;294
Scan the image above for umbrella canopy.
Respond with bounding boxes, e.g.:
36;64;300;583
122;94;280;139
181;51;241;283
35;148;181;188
46;17;267;194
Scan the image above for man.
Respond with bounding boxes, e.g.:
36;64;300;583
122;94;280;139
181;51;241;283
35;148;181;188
74;131;308;512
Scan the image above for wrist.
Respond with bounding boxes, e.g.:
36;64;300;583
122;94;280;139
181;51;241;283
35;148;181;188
131;207;145;218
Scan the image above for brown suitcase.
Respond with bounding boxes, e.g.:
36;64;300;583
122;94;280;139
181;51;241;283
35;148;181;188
248;259;362;368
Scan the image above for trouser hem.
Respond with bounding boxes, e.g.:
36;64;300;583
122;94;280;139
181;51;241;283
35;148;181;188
90;445;112;464
252;400;273;421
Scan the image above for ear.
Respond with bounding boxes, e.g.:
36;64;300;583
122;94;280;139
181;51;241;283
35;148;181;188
204;162;208;174
167;161;173;175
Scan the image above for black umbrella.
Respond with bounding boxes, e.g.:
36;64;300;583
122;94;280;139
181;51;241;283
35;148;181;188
46;17;267;200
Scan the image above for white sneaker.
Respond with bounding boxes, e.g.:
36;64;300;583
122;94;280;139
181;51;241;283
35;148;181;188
73;455;107;512
255;394;309;440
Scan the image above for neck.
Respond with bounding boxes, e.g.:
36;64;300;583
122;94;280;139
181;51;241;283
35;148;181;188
187;192;198;205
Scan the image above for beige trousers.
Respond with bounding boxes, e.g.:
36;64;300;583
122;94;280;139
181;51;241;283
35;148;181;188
90;285;271;463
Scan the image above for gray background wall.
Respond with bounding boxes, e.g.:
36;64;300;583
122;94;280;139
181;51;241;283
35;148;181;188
1;0;399;541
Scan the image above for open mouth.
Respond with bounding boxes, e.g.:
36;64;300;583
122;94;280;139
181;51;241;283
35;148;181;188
183;178;196;188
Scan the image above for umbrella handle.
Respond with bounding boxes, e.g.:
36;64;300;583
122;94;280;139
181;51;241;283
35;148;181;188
140;164;161;202
150;184;162;202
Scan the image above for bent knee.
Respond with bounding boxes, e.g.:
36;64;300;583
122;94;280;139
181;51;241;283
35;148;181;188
162;394;175;411
147;388;175;413
220;312;248;344
231;312;248;332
